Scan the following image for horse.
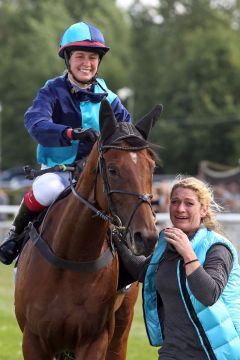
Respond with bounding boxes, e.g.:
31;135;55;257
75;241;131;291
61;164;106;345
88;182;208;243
14;99;163;360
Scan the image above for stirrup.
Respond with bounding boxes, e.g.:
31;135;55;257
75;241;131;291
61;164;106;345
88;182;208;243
0;232;25;265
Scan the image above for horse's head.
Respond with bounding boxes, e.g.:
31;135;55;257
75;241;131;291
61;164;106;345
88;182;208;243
95;99;163;256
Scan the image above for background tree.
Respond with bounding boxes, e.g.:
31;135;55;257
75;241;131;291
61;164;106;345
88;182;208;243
129;0;240;173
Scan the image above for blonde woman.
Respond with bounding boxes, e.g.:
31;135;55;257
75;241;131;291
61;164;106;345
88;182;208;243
114;176;240;360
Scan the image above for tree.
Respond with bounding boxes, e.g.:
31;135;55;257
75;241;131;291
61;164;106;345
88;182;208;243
129;0;240;174
0;0;71;167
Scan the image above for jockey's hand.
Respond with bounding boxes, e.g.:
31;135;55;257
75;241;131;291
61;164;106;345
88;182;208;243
72;128;99;143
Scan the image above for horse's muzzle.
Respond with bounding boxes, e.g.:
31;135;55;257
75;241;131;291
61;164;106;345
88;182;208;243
130;228;159;256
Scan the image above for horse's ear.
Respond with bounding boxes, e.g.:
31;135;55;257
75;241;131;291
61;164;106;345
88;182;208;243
135;104;163;140
99;98;117;144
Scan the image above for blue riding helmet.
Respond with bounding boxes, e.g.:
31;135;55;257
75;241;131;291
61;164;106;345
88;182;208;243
59;21;110;59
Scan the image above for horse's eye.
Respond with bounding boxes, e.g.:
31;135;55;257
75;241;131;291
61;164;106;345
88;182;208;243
108;166;118;176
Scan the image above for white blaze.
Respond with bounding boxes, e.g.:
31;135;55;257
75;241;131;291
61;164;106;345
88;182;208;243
130;152;138;164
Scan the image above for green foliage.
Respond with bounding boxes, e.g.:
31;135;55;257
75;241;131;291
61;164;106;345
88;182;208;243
129;0;240;173
0;0;71;167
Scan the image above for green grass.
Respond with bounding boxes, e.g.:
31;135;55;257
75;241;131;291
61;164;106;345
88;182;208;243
0;264;22;360
0;264;157;359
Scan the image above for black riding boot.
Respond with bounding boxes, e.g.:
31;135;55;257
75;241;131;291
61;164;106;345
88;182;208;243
0;201;38;265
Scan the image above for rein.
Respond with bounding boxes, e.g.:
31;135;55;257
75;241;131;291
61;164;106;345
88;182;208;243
28;136;154;272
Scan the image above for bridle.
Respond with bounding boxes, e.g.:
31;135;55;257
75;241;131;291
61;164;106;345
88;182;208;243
70;137;155;247
28;135;156;272
27;102;162;272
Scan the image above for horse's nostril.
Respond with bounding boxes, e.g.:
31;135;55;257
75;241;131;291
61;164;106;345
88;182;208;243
134;231;143;248
133;231;157;256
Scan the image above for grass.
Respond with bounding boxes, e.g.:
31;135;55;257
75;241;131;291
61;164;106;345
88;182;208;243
0;264;158;359
0;264;22;360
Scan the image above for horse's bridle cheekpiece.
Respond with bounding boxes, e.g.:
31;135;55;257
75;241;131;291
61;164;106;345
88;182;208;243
70;121;155;247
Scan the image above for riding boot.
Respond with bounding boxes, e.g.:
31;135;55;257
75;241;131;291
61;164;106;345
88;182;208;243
0;200;38;265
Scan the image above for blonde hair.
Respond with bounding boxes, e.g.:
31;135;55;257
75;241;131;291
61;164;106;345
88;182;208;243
170;176;224;235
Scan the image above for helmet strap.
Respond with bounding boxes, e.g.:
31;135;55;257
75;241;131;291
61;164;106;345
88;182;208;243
64;50;70;71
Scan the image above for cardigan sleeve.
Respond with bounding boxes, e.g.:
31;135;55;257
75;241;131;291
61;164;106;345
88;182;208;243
114;240;150;282
187;244;233;306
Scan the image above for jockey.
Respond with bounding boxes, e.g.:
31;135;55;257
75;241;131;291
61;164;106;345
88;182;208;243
0;21;131;265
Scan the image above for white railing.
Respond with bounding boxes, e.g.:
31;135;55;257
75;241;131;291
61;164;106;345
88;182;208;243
0;206;240;255
1;205;240;222
0;205;19;215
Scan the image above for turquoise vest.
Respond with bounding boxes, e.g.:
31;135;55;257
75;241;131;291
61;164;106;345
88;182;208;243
37;79;117;166
143;227;240;360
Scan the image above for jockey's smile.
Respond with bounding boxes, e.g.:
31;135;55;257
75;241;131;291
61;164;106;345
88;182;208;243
69;50;100;88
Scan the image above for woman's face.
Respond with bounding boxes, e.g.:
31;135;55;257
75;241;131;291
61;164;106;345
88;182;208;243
169;187;208;236
69;50;99;87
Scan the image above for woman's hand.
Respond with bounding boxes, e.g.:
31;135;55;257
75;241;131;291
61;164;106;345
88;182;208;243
164;227;196;263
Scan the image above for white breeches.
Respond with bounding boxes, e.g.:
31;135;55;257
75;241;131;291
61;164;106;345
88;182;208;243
32;172;71;207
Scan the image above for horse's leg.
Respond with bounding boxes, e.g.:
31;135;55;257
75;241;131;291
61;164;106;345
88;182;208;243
106;283;139;360
22;326;54;360
74;329;110;360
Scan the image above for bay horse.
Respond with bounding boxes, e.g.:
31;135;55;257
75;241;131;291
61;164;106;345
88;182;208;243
14;99;163;360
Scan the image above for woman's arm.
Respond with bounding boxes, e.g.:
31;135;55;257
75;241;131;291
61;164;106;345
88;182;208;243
114;239;150;282
187;244;233;306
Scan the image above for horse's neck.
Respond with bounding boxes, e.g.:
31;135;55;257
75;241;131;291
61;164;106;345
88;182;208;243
50;149;109;260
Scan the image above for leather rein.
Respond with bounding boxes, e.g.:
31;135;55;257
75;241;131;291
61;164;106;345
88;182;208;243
29;138;154;272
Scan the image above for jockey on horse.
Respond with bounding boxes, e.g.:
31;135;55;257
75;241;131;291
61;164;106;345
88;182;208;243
0;21;131;265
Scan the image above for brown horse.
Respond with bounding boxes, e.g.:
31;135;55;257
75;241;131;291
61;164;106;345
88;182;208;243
14;99;162;360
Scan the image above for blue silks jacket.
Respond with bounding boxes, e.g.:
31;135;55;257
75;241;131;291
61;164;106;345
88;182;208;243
143;226;240;360
24;74;131;166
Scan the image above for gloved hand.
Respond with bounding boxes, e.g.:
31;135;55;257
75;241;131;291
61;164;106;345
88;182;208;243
71;128;99;143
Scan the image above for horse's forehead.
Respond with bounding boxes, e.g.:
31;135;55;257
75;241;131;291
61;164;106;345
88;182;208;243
105;147;153;167
130;152;138;164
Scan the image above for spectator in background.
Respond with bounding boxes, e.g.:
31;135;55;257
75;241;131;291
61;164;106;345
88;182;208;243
213;182;240;213
151;181;170;213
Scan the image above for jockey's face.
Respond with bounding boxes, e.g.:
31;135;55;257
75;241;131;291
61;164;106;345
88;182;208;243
69;50;100;87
